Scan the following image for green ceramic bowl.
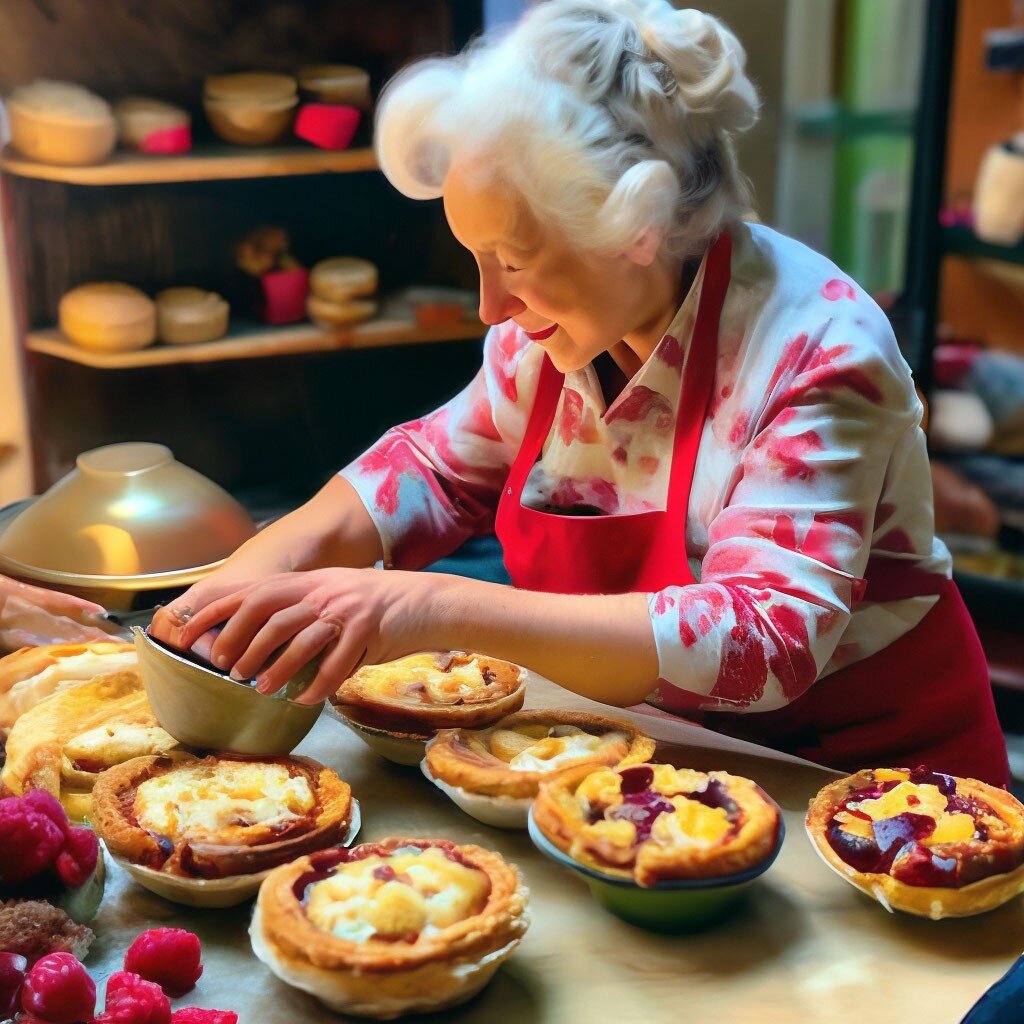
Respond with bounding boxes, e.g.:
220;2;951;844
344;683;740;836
527;809;785;933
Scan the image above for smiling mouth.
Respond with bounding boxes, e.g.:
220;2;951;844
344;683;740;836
524;324;558;341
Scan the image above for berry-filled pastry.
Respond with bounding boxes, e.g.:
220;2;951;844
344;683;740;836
92;753;354;906
805;767;1024;918
335;651;525;733
423;710;656;829
250;837;529;1019
532;763;781;886
426;711;655;799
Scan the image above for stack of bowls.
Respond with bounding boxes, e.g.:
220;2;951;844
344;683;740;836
204;72;298;146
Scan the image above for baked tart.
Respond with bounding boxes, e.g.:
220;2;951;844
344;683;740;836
532;762;781;886
1;669;177;821
0;642;136;736
423;710;655;829
332;652;526;765
92;752;356;907
250;836;528;1019
806;767;1024;919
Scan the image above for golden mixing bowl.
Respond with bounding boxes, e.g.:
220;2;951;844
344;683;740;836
0;442;256;609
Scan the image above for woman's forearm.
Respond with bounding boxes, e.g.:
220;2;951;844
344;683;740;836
225;476;383;580
428;576;660;706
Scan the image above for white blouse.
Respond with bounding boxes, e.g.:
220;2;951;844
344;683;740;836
342;222;950;714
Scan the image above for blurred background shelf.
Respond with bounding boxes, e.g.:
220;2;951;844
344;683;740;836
0;144;378;186
788;101;916;139
943;224;1024;266
26;318;486;368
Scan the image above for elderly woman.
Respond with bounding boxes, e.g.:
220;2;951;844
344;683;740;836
152;0;1007;785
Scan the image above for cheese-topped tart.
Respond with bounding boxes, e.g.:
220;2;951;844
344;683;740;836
0;641;137;735
333;651;526;735
2;669;177;820
92;752;351;879
806;767;1024;918
251;837;528;1019
425;711;656;800
533;762;781;886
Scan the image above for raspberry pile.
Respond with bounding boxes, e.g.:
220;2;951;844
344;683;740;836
0;791;98;890
4;928;236;1024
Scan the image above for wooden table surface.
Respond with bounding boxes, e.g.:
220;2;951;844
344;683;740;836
85;676;1023;1024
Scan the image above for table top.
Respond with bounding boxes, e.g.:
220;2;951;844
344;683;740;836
86;676;1023;1024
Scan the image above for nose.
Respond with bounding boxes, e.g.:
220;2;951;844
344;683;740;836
478;265;526;326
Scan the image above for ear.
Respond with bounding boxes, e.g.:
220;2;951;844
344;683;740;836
623;226;664;267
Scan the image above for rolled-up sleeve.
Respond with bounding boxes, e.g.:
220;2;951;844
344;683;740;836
341;323;540;569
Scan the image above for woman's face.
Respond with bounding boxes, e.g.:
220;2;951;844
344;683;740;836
443;164;667;372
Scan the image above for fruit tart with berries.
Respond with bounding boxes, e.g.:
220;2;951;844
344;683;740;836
805;767;1024;918
532;762;781;886
92;752;354;906
423;710;655;828
251;836;528;1019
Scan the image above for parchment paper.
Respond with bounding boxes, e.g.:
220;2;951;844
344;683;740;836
84;674;1023;1024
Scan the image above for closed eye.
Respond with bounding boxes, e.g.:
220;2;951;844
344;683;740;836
500;263;522;274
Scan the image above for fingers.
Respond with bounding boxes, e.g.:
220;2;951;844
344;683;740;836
254;618;343;696
298;624;369;705
150;578;256;647
175;589;254;654
229;604;320;681
206;584;300;669
189;627;220;663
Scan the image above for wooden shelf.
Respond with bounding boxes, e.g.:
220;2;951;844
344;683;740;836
0;144;378;186
943;225;1024;267
26;318;485;368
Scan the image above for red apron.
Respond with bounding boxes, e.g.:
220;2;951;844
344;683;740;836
495;233;1009;787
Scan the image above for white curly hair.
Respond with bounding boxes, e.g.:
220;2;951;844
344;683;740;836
375;0;760;260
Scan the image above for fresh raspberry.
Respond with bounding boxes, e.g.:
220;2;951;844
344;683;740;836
104;971;171;1024
0;797;64;883
171;1010;238;1024
21;790;70;834
54;827;99;888
0;951;27;1017
124;929;202;997
20;951;95;1023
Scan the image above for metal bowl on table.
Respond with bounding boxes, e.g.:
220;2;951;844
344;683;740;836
133;628;324;756
0;442;256;610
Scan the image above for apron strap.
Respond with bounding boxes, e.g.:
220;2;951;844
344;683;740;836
501;352;564;504
665;230;732;520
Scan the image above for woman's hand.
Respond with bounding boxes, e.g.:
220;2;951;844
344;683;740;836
0;575;115;653
163;568;450;705
149;572;258;660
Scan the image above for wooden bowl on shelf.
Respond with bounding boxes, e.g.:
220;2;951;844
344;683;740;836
7;80;116;166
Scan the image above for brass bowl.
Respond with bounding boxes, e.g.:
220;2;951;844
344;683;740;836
134;628;324;756
0;443;256;610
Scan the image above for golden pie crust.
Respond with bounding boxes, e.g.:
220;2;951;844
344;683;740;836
533;762;781;886
805;767;1024;918
251;836;528;1019
333;651;525;736
92;752;352;879
1;668;177;820
425;710;656;800
0;641;137;735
